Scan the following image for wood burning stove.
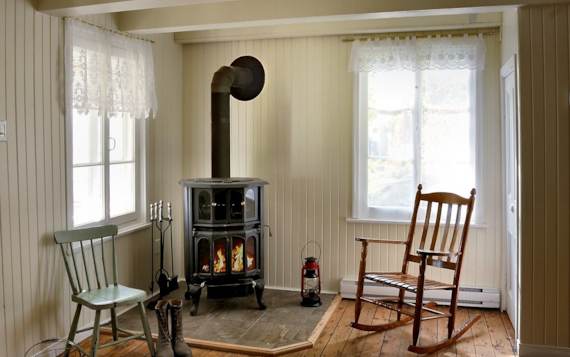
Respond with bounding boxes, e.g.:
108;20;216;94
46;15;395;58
181;53;268;316
182;178;267;315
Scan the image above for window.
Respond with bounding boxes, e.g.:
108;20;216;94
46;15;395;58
65;19;156;228
351;36;484;222
70;109;144;227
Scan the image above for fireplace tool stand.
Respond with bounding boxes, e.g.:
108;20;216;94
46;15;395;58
147;201;179;309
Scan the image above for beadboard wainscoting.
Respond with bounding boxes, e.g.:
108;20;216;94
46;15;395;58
0;4;184;356
182;34;503;294
519;4;570;350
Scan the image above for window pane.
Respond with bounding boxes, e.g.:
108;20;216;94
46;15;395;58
421;69;475;195
110;162;136;218
421;69;471;111
72;110;103;165
368;70;415;111
368;110;414;208
421;110;475;194
367;70;416;208
109;113;135;163
73;165;105;226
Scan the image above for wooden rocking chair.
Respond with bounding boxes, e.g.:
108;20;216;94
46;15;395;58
352;185;480;354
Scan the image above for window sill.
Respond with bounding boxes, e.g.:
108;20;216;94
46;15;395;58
117;221;152;237
346;217;487;229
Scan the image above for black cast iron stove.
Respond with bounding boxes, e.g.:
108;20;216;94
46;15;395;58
182;56;268;315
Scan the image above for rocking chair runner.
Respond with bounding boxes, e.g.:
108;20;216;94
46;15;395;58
352;185;480;354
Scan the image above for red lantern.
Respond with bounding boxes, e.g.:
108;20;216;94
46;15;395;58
301;241;322;307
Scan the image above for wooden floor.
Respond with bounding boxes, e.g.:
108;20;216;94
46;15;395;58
70;299;517;356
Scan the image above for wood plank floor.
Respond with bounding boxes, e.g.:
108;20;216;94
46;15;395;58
69;299;517;356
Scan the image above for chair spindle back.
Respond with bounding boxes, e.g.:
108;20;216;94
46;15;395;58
54;225;119;295
402;185;476;274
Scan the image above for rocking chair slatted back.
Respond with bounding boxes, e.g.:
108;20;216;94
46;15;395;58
402;185;476;274
54;225;119;295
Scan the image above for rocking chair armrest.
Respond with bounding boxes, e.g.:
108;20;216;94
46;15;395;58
355;237;407;245
416;249;459;258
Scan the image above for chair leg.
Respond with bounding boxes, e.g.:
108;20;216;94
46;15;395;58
448;288;459;338
64;304;82;357
396;289;405;321
110;308;119;341
138;301;156;356
354;241;368;324
412;257;427;346
91;310;101;357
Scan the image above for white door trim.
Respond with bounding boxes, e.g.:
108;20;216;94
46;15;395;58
500;54;520;351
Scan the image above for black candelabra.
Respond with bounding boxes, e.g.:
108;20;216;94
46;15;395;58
148;200;179;308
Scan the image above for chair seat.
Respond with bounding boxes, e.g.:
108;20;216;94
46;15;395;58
365;272;455;293
72;284;147;309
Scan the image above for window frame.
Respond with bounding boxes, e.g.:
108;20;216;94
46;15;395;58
352;70;482;223
65;108;148;230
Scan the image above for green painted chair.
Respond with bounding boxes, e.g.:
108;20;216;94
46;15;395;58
54;225;155;357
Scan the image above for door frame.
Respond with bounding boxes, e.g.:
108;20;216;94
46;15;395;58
500;54;520;349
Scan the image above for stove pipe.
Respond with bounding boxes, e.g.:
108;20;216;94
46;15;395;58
211;56;265;178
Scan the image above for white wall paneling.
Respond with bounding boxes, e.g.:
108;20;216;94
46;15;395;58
182;34;503;294
0;4;183;355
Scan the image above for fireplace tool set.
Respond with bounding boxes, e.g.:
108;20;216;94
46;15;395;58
148;200;179;308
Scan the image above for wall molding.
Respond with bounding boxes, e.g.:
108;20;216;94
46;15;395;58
519;343;570;357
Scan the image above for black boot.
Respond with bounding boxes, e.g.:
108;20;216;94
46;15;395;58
169;299;193;357
155;300;175;357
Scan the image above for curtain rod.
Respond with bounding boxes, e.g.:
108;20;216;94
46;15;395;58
65;17;155;44
342;26;500;42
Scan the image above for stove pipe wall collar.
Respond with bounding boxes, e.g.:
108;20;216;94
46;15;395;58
211;56;265;178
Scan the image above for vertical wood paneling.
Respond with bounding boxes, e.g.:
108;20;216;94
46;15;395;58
519;4;570;349
0;6;184;355
554;5;570;348
182;34;502;293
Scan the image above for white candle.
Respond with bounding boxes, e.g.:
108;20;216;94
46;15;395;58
167;202;172;220
158;200;163;222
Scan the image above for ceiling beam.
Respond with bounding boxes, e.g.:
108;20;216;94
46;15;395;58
116;0;568;34
36;0;236;17
173;12;502;44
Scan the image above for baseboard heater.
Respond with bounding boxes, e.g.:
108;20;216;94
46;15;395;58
341;279;500;309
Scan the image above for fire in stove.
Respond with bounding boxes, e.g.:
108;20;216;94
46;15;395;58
246;239;256;270
232;241;244;272
214;241;226;273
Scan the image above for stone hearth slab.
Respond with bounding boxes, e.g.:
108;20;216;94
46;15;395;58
116;286;339;355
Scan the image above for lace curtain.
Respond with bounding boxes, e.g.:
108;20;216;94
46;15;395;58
64;18;157;119
350;34;486;72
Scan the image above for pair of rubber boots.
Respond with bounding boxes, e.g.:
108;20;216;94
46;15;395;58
155;299;193;357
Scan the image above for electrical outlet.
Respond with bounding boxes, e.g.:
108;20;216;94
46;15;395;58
0;121;6;142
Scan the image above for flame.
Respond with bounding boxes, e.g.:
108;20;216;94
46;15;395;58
213;247;226;273
232;242;244;272
247;255;255;270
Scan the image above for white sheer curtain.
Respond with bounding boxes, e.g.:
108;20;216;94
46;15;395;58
64;18;157;119
350;34;486;72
